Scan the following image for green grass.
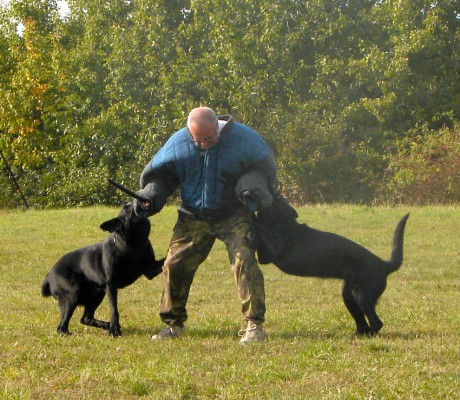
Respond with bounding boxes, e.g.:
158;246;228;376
1;205;459;399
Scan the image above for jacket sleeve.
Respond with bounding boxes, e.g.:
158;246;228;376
235;154;277;210
136;160;179;213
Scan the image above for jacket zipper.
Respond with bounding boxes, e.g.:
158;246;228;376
200;150;207;211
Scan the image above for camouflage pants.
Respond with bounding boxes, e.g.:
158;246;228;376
158;208;266;325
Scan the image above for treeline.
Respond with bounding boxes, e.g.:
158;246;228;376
0;0;459;208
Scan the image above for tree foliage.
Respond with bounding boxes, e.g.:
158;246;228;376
0;0;459;208
379;123;460;204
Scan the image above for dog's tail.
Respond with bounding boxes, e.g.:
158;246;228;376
41;274;52;297
387;213;410;274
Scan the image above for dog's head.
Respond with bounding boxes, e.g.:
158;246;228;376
257;192;298;227
254;192;298;264
100;202;151;248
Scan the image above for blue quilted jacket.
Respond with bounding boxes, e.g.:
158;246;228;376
140;115;276;213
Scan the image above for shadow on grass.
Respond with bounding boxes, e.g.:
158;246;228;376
122;325;238;339
76;323;431;342
269;329;352;341
124;326;352;341
377;330;437;340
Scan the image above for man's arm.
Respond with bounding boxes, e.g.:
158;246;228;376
235;154;277;210
134;161;179;217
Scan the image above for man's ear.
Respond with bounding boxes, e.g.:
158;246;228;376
100;218;122;233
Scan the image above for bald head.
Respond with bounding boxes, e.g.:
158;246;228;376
187;107;220;149
187;107;218;131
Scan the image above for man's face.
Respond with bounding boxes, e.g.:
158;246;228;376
188;121;219;149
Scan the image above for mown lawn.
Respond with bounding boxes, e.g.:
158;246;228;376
1;205;459;399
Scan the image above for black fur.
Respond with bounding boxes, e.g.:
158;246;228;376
41;202;164;336
255;193;409;336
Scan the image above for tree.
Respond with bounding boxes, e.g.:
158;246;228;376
1;0;65;206
1;0;459;208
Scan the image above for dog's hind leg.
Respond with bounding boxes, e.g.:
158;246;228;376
354;284;385;336
360;304;383;336
57;298;78;336
342;281;371;335
80;293;110;330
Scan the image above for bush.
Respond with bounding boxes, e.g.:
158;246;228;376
378;123;460;205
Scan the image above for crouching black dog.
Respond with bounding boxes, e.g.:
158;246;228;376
41;202;164;336
254;193;409;336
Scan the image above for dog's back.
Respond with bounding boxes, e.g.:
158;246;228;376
42;242;108;299
256;193;408;278
278;224;381;278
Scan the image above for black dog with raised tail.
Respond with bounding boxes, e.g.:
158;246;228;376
254;193;409;336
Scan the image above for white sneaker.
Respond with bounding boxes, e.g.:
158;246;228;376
151;324;185;340
239;323;266;343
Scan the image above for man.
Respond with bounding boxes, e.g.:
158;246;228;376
134;107;277;343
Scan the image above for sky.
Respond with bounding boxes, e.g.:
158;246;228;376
1;0;70;34
1;0;70;17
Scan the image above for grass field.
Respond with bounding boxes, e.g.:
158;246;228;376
0;205;459;399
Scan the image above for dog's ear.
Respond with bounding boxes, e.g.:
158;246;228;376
100;218;122;233
273;194;298;219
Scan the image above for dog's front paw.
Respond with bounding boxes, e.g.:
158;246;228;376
108;324;122;337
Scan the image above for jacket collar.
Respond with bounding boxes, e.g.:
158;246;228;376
217;115;234;134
